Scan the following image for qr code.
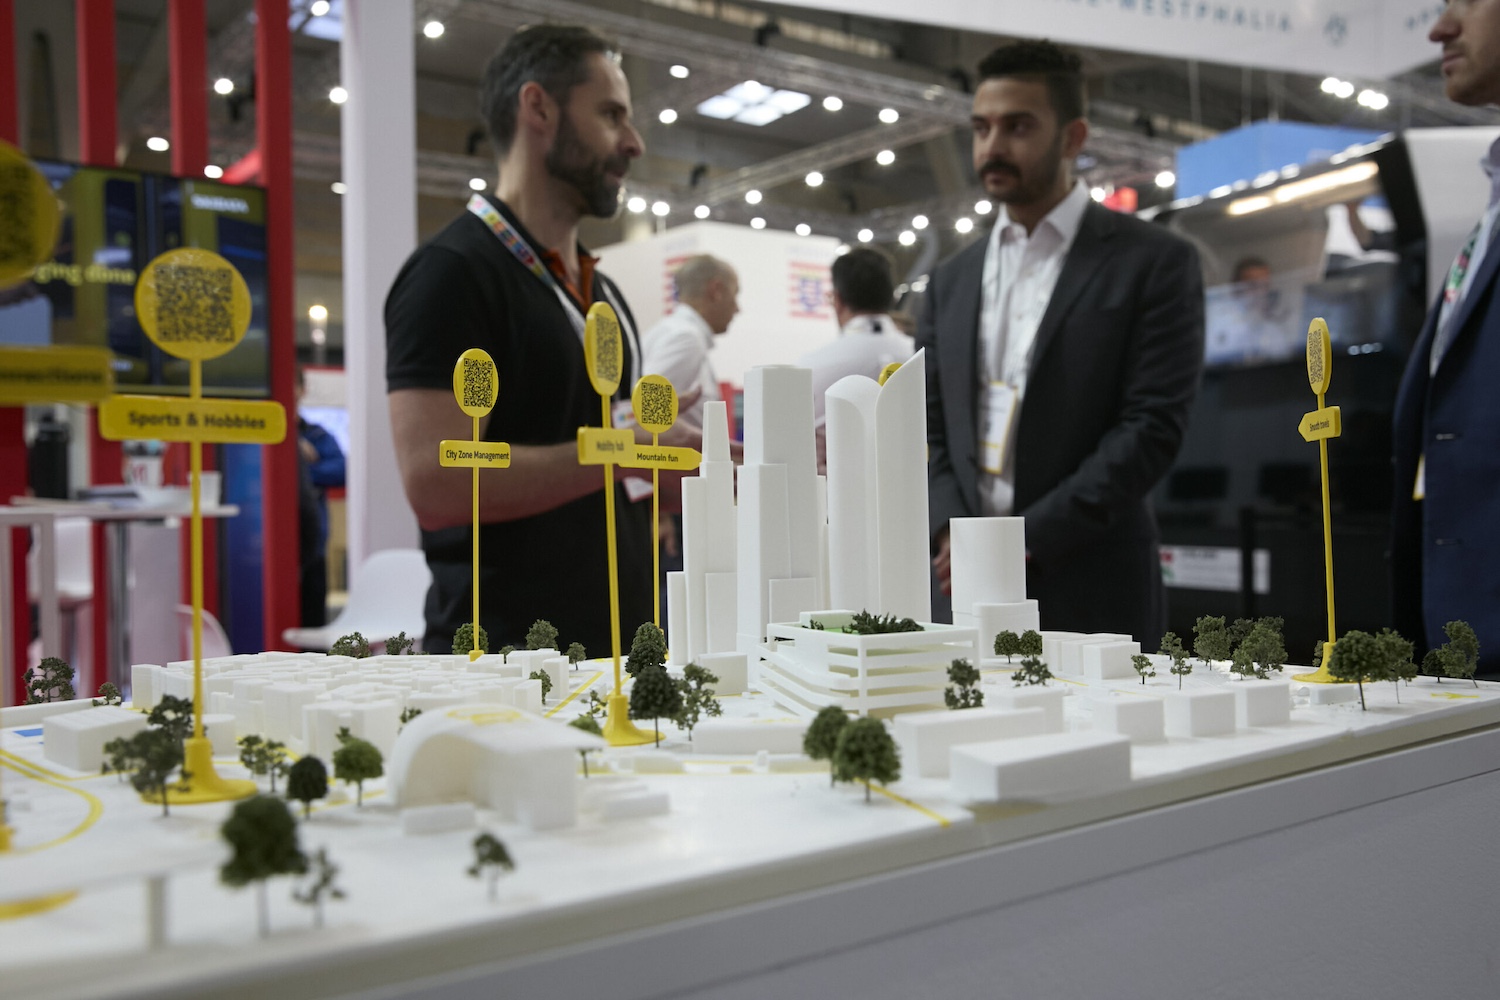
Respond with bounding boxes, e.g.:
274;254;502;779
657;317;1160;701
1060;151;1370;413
1306;327;1324;385
637;380;675;426
461;356;495;409
0;164;35;270
154;263;235;344
592;313;621;384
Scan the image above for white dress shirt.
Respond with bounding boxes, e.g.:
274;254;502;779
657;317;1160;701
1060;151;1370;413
640;303;722;432
977;180;1091;517
799;313;915;426
1431;135;1500;375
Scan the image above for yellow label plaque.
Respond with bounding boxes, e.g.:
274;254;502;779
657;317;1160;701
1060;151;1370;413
439;440;512;468
0;346;114;404
1298;405;1342;442
1306;318;1332;396
878;361;903;386
631;374;678;434
584;302;624;398
0;140;62;287
452;348;498;418
134;248;253;361
578;426;635;464
99;396;287;444
623;444;702;471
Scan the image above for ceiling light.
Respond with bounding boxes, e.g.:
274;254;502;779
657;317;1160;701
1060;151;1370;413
146;136;169;152
696;80;811;126
651;201;670;217
1090;187;1107;202
308;304;328;323
694;205;711;219
898;230;916;246
975;199;992;215
659;108;678;124
1321;76;1342;94
955;217;974;234
745;189;762;205
329;86;348;105
823;96;842;111
310;0;330;15
469;177;487;191
422;20;444;38
670;64;690;79
331;181;346;194
875;149;895;166
1334;80;1354;99
1357;89;1389;110
627;196;647;213
214;77;234;96
912;214;929;230
750;217;766;230
805;171;823;187
878;108;899;124
857;228;873;243
1156;170;1176;188
795;223;811;236
203;164;223;179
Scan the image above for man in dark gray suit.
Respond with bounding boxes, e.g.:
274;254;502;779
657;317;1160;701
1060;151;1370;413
919;40;1204;644
1391;1;1500;677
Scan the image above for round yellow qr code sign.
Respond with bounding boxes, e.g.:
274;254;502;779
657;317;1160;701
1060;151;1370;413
134;247;252;361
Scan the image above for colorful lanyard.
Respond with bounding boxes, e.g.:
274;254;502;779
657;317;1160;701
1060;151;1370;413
1444;220;1481;307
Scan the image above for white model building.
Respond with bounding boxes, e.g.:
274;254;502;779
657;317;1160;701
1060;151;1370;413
667;400;738;666
948;517;1041;667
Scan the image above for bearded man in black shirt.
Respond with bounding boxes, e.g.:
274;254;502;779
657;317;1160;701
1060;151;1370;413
386;25;664;654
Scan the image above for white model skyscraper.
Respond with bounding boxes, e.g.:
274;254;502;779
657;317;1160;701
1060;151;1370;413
666;400;738;666
824;349;931;622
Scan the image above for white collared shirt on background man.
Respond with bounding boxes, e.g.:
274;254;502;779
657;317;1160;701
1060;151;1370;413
977;180;1092;517
800;312;915;426
640;302;722;431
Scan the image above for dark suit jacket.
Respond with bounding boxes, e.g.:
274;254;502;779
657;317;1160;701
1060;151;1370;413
917;201;1204;644
1391;228;1500;678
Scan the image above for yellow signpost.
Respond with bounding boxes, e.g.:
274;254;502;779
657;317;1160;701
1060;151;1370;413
631;374;680;630
100;247;280;803
0;139;61;288
1294;318;1341;684
440;348;506;660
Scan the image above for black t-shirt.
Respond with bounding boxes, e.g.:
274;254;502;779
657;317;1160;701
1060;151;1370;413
385;196;652;656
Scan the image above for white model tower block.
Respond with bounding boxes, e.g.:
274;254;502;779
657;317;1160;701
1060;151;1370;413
1092;696;1166;743
1161;688;1237;737
1075;637;1140;679
951;731;1132;803
43;706;149;771
697;651;748;696
1235;679;1293;725
950;518;1035;663
824;349;931;623
892;706;1049;778
737;367;823;654
672;400;740;666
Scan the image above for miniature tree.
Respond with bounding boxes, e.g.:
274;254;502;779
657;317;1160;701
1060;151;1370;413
239;735;281;791
993;630;1022;663
331;728;383;806
121;728;187;816
832;717;901;803
1018;629;1043;658
944;658;984;709
528;669;553;704
525;619;559;651
467;831;515;902
1227;617;1256;651
386;631;415;656
566;642;587;671
220;794;307;938
399;706;423;729
101;735;136;783
452;623;490;656
1230;622;1286;681
806;618;827;630
1193;615;1233;666
1376;628;1418;703
93;681;122;707
585;687;610;721
1131;653;1155;685
1012;655;1053;687
804;705;850;786
673;662;723;740
148;695;194;757
328;632;371;659
628;664;682;747
286;755;329;819
499;644;515;661
847;610;922;634
292;846;345;929
1327;628;1382;710
24;656;75;704
1439;620;1481;687
626;622;667;676
568;714;603;777
1162;632;1192;689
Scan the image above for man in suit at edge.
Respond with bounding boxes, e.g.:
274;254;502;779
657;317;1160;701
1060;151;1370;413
918;40;1205;644
1392;0;1500;677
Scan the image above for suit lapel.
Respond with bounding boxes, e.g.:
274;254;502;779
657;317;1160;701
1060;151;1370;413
1434;220;1500;376
1028;203;1114;376
945;246;983;480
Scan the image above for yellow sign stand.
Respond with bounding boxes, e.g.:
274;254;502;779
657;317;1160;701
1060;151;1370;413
0;139;61;288
631;374;698;630
1294;318;1341;684
101;248;279;802
0;346;115;405
442;348;505;660
579;303;658;746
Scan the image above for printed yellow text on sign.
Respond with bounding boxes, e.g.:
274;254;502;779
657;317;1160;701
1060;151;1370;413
631;374;678;434
0;346;114;405
1306;318;1332;396
99;396;287;444
134;248;252;361
452;348;498;418
0;140;62;288
439;440;511;468
584;302;624;398
1298;406;1342;442
578;427;635;465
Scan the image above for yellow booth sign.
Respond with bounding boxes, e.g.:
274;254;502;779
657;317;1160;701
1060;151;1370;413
99;395;286;444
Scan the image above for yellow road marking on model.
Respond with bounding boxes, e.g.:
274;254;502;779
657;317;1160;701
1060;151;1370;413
871;784;952;828
0;747;98;782
0;757;105;852
546;670;607;718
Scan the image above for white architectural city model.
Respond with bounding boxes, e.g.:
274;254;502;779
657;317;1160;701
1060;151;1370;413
2;353;1498;1000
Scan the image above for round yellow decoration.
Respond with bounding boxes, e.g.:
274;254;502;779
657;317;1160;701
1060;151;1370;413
0;140;62;288
1306;317;1331;396
631;373;678;434
134;247;252;361
452;348;499;418
584;301;624;398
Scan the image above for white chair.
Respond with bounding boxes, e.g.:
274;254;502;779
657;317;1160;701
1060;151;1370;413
177;604;234;660
281;548;432;653
28;516;94;668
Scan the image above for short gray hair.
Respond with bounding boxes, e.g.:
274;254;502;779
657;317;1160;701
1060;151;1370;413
674;255;735;301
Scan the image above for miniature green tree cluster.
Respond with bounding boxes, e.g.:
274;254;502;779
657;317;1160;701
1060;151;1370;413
846;610;923;634
25;656;75;704
1422;620;1480;687
1327;628;1418;710
992;629;1042;663
627;622;667;676
238;734;290;792
802;707;901;801
1012;655;1053;687
331;727;383;806
1188;615;1287;681
945;658;984;709
329;632;372;658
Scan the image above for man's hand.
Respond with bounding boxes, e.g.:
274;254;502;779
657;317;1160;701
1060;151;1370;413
659;511;679;558
933;529;952;596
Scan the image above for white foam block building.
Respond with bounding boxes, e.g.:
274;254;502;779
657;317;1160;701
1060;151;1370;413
669;400;739;666
824;350;931;623
949;518;1040;665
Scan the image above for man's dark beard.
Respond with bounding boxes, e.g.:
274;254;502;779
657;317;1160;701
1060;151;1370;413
979;128;1066;206
545;113;628;218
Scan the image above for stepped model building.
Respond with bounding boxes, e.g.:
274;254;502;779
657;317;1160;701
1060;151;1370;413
949;516;1041;667
667;401;738;666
